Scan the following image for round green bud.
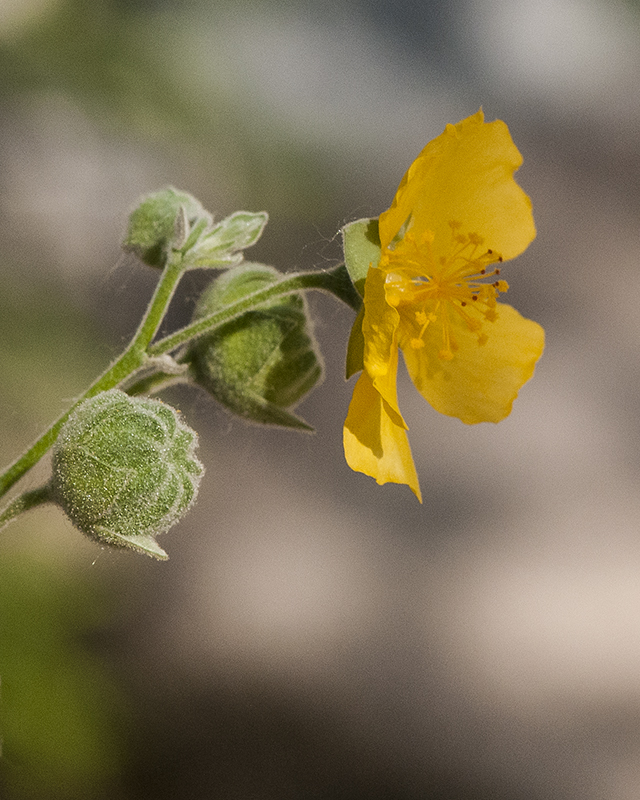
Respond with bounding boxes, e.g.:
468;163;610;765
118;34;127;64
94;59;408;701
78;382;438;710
51;389;203;559
187;263;323;430
123;187;211;269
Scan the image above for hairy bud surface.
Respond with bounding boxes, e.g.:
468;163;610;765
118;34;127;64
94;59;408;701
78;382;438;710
51;389;203;559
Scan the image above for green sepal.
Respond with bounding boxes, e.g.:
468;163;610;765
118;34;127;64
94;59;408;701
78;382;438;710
341;218;381;297
342;219;380;378
123;187;212;269
182;211;269;270
186;263;323;430
321;264;362;312
93;529;169;560
345;306;365;379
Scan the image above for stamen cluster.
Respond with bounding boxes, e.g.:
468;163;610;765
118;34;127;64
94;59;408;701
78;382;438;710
382;221;508;360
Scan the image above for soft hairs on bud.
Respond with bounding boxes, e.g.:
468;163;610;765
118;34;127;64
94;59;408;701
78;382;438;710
187;262;323;430
123;187;211;268
51;389;203;559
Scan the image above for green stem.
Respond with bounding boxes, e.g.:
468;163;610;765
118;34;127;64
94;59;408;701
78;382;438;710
0;259;358;509
0;252;185;502
148;263;361;357
0;485;53;532
132;252;186;350
126;369;190;397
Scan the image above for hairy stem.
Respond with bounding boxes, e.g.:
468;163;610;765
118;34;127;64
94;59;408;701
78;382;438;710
0;252;185;502
0;260;359;510
148;263;361;357
126;370;191;397
0;485;53;532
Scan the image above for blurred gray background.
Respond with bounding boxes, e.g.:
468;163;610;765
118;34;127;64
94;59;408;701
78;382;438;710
2;0;640;798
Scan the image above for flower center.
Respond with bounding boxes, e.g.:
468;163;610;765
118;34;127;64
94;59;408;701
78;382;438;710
383;221;508;360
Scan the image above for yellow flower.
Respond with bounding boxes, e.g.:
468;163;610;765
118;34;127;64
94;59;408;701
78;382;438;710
343;110;545;501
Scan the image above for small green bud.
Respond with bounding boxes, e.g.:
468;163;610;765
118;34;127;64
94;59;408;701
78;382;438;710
51;389;203;559
123;187;212;269
187;263;323;430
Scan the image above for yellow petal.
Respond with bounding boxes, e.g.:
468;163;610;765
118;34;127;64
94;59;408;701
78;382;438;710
361;265;404;416
362;266;398;377
400;302;544;424
343;371;422;501
345;306;365;379
379;109;535;263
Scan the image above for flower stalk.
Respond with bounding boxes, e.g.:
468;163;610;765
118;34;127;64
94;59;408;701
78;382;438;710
148;264;360;358
0;250;186;502
0;253;358;518
0;485;52;533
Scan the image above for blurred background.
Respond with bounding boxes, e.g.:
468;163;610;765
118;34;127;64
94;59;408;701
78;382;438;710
1;0;640;797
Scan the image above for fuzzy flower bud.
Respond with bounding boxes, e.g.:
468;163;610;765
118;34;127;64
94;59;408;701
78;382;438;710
187;263;323;430
51;389;203;559
123;187;212;269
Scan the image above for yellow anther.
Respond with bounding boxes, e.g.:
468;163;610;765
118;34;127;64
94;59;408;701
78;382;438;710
383;219;509;362
478;286;493;303
419;230;435;245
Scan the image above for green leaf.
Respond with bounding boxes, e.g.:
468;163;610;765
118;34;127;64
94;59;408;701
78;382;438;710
183;211;269;270
341;218;381;297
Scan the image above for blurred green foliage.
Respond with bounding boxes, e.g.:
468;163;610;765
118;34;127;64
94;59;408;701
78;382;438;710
0;0;338;220
0;276;105;437
0;0;205;134
0;553;126;799
0;274;127;797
